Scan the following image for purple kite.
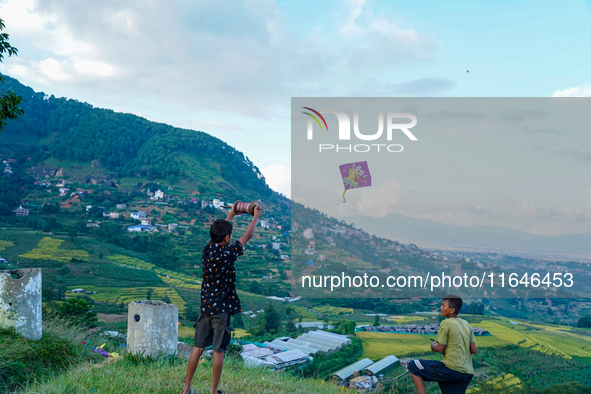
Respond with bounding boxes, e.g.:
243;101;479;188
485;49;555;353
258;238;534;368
339;161;372;203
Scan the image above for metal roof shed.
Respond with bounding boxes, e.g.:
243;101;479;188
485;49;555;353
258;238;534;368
332;358;374;380
362;355;399;375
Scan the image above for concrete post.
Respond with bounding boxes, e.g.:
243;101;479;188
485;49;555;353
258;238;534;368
0;268;42;340
127;300;178;358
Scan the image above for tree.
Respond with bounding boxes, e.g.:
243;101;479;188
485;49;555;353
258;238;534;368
55;297;97;326
373;314;381;327
0;18;24;132
286;320;296;333
248;280;262;294
232;313;244;329
262;303;280;334
577;315;591;328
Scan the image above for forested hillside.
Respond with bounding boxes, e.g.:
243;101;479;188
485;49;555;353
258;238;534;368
0;74;274;201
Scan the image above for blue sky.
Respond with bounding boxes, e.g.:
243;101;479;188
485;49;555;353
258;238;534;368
0;0;590;233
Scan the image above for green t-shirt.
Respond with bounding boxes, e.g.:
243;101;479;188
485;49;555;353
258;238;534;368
437;317;476;375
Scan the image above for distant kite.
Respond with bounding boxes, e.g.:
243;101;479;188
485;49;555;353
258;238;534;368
339;161;372;203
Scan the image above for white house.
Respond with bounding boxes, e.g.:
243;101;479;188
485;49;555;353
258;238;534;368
131;210;147;220
15;205;29;216
303;228;313;239
212;199;224;209
127;225;156;232
141;219;151;226
168;223;178;231
154;189;164;199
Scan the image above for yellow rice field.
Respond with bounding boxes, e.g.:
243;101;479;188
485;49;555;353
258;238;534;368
19;237;89;262
358;317;591;361
66;285;186;313
0;240;14;250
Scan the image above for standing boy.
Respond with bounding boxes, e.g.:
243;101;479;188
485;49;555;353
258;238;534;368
408;295;477;394
181;204;262;394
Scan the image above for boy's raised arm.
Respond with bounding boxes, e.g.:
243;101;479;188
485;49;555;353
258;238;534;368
238;205;262;247
225;209;236;222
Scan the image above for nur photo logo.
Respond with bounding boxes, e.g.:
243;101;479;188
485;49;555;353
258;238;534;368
302;107;418;153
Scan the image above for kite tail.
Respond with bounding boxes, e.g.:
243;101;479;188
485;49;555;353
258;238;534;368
343;189;347;203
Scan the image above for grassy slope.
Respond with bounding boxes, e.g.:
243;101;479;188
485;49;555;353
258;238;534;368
2;319;345;394
25;357;348;394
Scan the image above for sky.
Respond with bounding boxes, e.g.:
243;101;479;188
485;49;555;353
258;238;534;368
0;0;590;235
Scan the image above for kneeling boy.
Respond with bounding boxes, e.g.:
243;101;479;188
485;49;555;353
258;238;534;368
408;295;477;394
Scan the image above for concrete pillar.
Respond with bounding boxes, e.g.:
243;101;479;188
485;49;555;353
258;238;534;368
0;268;42;340
127;300;178;358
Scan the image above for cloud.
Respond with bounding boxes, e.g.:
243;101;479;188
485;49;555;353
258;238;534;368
552;84;591;97
0;0;446;119
339;0;369;38
260;164;291;198
355;178;402;218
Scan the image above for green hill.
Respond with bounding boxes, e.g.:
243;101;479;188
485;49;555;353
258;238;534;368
0;73;276;202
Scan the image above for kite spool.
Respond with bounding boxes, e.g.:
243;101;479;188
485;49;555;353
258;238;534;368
230;200;262;216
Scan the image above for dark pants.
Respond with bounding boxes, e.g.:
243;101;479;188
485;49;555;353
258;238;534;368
408;359;473;394
193;312;232;353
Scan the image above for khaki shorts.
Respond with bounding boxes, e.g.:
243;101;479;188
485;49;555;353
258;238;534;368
193;312;232;353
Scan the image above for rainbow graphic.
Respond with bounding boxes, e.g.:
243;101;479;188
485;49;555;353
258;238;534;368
302;107;329;131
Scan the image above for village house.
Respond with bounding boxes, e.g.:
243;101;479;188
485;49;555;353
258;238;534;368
15;205;29;216
108;212;120;219
140;219;151;226
116;204;127;210
127;225;156;233
304;240;316;255
168;223;178;231
212;198;224;209
303;228;313;239
130;210;147;220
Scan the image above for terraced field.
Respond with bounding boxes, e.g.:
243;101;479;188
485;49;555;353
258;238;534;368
65;285;186;313
467;373;522;393
358;316;591;361
0;240;14;250
313;305;354;315
108;254;201;289
18;237;90;262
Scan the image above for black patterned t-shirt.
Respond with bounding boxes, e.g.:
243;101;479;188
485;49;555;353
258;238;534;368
200;240;243;315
